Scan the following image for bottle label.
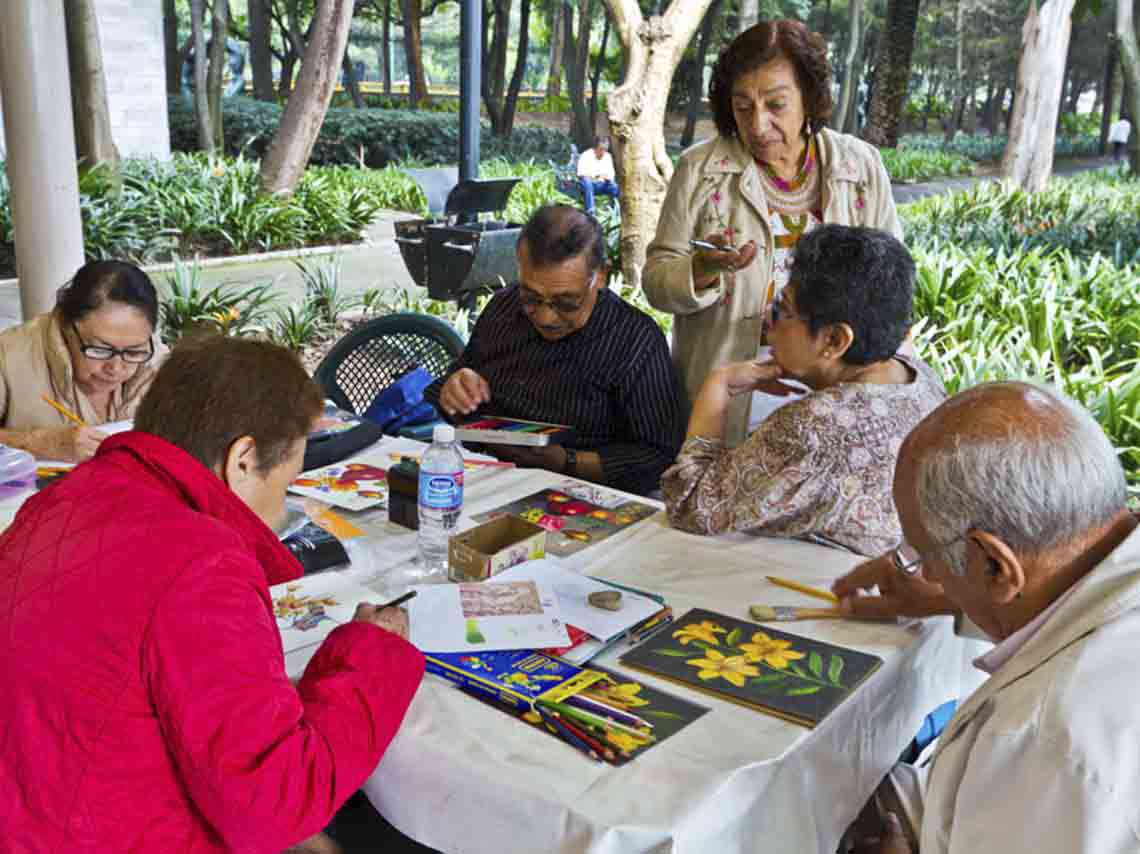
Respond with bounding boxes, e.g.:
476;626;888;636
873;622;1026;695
419;471;464;511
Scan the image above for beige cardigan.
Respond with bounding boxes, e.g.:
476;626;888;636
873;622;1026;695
643;128;903;446
0;312;162;430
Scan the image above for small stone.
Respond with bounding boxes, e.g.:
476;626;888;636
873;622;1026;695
588;590;622;611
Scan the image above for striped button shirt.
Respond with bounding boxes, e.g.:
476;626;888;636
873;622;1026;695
424;284;686;496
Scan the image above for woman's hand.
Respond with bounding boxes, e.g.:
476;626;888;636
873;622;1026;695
354;603;410;640
692;232;758;291
715;359;794;398
28;425;107;462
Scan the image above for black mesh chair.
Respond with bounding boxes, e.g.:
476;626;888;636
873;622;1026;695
313;312;465;415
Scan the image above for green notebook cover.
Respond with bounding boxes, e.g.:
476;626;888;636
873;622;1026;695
619;607;882;728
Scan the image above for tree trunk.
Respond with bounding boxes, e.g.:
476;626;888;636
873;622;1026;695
862;0;920;147
249;0;276;101
65;0;121;182
562;0;595;148
401;0;430;107
682;0;720;148
1118;0;1140;174
589;8;611;133
341;44;366;107
605;0;715;289
833;0;863;133
482;0;512;133
206;0;230;153
1001;0;1077;192
737;0;758;34
260;0;356;194
1099;38;1117;154
944;0;965;144
163;0;181;95
547;3;564;98
191;0;213;152
501;0;532;134
381;0;392;94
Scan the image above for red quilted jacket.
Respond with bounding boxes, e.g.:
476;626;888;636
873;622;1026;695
0;432;425;852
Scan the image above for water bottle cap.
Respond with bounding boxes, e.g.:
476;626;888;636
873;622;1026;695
433;424;456;444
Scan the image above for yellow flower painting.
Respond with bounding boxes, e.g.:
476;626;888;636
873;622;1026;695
685;648;760;688
584;681;650;709
672;620;727;646
738;632;807;670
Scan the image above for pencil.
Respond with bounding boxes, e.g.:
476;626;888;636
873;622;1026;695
41;395;86;427
536;705;603;762
548;710;615;761
378;590;417;609
765;575;840;605
564;693;654;730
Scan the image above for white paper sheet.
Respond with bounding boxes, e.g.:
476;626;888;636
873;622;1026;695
493;559;662;641
270;573;377;657
289;459;389;511
407;578;570;653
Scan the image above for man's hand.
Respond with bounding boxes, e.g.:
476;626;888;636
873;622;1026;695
30;425;108;461
852;813;915;854
439;368;491;417
354;603;410;640
832;553;956;619
693;231;759;290
490;443;566;472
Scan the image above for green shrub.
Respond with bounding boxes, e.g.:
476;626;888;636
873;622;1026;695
168;96;573;168
879;149;974;183
158;259;276;344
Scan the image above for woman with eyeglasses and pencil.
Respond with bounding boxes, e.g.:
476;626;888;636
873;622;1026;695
0;259;164;461
662;226;944;557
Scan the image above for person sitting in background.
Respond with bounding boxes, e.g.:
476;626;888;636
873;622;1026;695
576;137;620;216
1109;113;1132;162
840;382;1140;854
663;225;943;556
0;259;164;461
0;335;424;852
425;204;685;497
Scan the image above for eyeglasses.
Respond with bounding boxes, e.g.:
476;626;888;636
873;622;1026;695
517;272;598;316
72;323;154;364
891;534;967;576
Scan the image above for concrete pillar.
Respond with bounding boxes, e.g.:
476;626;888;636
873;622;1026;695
0;0;85;320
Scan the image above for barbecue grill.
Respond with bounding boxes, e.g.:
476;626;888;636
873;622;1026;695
393;169;522;303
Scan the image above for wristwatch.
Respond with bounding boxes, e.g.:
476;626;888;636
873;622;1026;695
563;447;578;475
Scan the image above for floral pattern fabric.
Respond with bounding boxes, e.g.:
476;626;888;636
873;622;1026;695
662;356;946;557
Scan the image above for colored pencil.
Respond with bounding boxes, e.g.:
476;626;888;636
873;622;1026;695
378;590;417;609
536;705;603;762
765;575;840;604
541;700;655;742
564;693;653;730
548;710;615;761
41;395;86;427
748;604;844;622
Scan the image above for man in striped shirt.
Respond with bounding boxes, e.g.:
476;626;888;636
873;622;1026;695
424;205;686;496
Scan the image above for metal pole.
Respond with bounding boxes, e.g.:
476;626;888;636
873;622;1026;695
0;0;86;320
459;0;480;186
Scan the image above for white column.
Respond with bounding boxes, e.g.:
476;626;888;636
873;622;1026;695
0;0;85;320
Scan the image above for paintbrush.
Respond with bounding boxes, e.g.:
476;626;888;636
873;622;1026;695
749;604;844;622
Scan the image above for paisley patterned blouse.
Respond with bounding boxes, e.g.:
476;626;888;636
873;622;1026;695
661;356;946;557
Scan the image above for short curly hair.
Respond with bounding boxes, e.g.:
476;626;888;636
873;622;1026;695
709;20;834;139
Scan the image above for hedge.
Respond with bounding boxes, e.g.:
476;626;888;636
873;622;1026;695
168;96;575;168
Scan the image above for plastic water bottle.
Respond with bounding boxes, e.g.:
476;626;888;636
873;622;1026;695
417;424;464;581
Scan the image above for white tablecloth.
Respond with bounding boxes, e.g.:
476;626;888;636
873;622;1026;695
0;435;980;853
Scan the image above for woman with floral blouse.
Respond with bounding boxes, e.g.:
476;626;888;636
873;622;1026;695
662;225;944;557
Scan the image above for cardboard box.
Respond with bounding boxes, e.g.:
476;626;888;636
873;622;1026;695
448;516;547;582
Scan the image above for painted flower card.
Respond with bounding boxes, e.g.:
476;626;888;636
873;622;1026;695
619;608;882;728
289;461;388;511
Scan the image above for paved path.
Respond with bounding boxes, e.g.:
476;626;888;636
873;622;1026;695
0;155;1120;330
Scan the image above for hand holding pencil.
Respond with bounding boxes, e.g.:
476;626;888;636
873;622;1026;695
35;395;107;462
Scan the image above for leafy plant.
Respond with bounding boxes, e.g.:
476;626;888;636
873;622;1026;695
268;301;324;351
159;259;276;344
295;256;359;328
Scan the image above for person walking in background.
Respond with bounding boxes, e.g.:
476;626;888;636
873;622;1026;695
576;137;620;216
1109;114;1132;162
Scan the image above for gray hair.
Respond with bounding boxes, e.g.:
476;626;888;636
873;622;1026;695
913;384;1126;575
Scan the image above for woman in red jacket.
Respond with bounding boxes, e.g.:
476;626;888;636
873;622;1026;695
0;335;425;852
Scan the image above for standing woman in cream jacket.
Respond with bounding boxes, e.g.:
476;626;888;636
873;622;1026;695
644;20;902;447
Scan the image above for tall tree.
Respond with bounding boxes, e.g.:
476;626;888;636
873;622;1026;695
191;0;214;152
1118;0;1140;173
206;0;231;153
249;0;277;101
164;0;181;95
401;0;431;107
381;0;393;93
589;7;612;134
562;0;595;148
482;0;513;131
943;0;966;143
341;46;367;107
502;0;533;134
260;0;356;193
681;0;722;148
1001;0;1076;191
833;0;864;134
65;0;120;182
1099;38;1117;154
604;0;716;289
862;0;921;148
547;3;565;98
